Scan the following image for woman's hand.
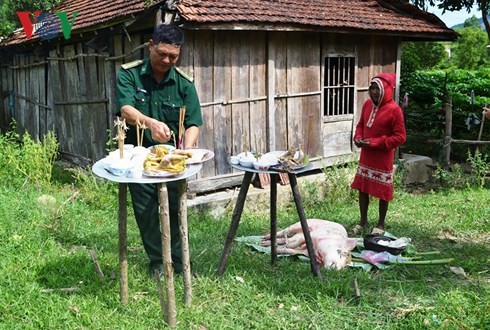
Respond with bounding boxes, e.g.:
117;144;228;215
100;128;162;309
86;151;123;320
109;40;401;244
354;138;370;148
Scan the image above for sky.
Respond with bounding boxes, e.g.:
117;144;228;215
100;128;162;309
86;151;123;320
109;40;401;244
428;5;481;28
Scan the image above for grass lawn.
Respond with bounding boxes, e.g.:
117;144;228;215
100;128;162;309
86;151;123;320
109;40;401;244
0;162;488;329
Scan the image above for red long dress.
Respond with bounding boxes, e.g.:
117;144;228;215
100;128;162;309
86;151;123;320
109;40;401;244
350;73;406;201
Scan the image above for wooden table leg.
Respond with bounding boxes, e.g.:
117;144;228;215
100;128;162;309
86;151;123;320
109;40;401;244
216;171;254;275
270;174;278;266
157;183;177;327
118;183;128;304
177;180;192;308
288;174;323;280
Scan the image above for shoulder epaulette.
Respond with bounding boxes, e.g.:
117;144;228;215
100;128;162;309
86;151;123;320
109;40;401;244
175;67;194;82
121;60;144;70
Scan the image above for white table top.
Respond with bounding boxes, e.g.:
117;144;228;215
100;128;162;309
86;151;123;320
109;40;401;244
92;160;202;184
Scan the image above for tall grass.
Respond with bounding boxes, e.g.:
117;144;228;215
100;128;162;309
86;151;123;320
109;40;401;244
0;130;488;329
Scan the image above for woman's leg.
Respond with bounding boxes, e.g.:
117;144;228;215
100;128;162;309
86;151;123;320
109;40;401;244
359;191;369;227
377;199;389;229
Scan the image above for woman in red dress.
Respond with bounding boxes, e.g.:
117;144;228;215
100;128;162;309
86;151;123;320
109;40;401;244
351;73;406;235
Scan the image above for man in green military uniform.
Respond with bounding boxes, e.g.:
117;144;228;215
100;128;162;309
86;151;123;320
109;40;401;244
115;24;202;275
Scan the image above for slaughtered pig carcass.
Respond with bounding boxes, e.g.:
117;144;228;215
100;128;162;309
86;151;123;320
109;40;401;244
261;219;357;270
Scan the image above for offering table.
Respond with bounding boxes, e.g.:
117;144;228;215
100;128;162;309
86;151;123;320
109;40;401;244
92;160;202;325
216;163;323;279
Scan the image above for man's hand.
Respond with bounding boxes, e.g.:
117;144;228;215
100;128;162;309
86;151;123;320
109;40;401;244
354;138;370;148
148;118;172;143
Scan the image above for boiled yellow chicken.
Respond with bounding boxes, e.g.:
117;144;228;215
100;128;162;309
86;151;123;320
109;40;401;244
144;150;187;174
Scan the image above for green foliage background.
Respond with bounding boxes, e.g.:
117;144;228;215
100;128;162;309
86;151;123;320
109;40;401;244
400;20;490;160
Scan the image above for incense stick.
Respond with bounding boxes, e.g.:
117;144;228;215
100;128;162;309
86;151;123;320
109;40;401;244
178;106;186;149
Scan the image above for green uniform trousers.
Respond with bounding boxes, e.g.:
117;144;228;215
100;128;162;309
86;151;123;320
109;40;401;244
128;181;182;273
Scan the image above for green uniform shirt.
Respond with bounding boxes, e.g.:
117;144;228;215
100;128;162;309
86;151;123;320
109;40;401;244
116;58;202;147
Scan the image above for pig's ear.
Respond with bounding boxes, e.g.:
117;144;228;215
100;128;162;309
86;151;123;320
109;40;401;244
345;238;358;251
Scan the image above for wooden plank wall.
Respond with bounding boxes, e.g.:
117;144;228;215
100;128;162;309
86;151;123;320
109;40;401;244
271;32;289;152
181;30;269;179
287;32;321;157
184;30;215;178
0;63;9;128
48;42;112;163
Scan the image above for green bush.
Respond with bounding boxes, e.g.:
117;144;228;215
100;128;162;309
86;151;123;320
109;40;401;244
0;126;59;188
401;68;490;160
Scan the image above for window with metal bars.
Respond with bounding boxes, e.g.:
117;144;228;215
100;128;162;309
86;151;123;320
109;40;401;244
323;56;355;117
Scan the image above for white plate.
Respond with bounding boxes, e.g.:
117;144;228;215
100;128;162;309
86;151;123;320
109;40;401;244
186;149;215;164
148;144;176;153
263;150;287;158
142;167;187;178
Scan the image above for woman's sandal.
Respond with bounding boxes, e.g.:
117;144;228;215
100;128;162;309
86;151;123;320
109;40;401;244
352;224;365;235
371;227;385;235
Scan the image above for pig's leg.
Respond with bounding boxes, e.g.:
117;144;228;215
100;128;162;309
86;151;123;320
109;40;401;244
262;221;304;241
261;232;305;248
277;246;308;257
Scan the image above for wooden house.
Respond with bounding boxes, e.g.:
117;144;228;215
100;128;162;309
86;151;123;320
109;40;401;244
0;0;457;192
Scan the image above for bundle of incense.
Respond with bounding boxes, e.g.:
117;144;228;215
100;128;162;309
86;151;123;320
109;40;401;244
113;117;128;159
135;119;147;147
178;106;186;149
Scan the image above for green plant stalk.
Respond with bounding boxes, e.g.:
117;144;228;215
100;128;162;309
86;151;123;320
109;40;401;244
391;258;454;265
352;257;453;265
415;251;441;255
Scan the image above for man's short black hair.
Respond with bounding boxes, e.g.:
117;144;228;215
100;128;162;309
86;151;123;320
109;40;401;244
152;24;184;47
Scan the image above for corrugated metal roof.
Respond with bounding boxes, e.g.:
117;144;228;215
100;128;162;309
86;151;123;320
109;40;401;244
0;0;457;47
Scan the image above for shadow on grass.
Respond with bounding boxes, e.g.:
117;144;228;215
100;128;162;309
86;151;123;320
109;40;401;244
36;255;115;294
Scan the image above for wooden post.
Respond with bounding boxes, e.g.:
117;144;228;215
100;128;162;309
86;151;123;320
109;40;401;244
178;180;192;308
216;172;254;275
118;183;128;304
477;113;486;142
444;95;452;169
157;183;177;328
270;174;278;266
288;173;323;280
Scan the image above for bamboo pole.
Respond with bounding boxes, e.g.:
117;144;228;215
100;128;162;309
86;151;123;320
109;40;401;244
444;95;452;169
427;139;490;145
178;180;192;308
477;113;485;142
118;183;128;304
157;183;177;327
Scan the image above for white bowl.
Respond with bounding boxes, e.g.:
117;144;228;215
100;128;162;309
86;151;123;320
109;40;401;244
239;154;256;168
253;161;270;171
230;156;240;165
239;159;254;168
109;159;133;176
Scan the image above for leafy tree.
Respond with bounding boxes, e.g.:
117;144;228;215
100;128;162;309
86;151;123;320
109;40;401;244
401;41;448;74
451;24;489;69
403;0;490;43
0;0;61;37
464;14;481;27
